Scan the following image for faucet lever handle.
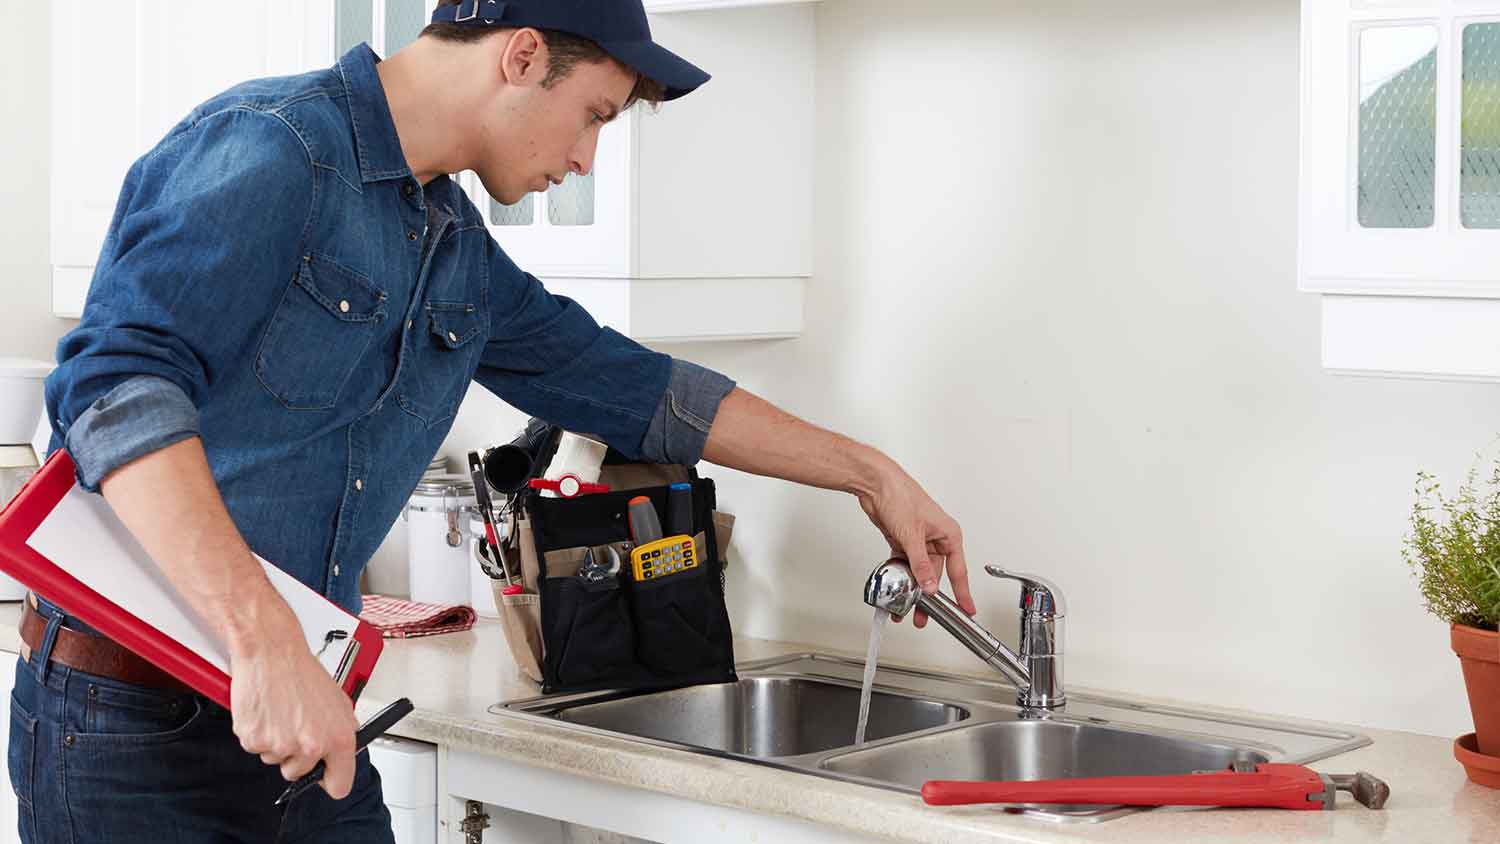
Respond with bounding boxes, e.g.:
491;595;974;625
984;566;1065;616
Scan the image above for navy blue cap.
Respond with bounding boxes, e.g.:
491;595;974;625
431;0;710;101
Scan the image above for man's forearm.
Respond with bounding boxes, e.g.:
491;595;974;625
700;387;893;496
97;436;295;660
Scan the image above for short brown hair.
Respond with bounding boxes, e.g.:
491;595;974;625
423;1;665;109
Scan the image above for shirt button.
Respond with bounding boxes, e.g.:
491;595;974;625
408;320;414;330
408;230;418;241
403;183;415;197
333;563;341;577
339;300;350;313
355;479;363;491
448;331;458;342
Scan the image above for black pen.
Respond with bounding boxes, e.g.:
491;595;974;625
273;697;415;806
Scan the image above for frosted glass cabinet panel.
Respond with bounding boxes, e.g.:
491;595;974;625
490;195;536;227
1358;26;1438;229
1463;22;1500;229
339;0;433;57
548;174;597;227
335;0;373;56
385;0;430;54
475;174;595;230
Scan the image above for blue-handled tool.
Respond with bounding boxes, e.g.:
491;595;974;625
667;482;693;536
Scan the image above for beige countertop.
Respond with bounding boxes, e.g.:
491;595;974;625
2;601;1495;843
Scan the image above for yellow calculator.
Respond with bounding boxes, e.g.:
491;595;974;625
630;535;698;581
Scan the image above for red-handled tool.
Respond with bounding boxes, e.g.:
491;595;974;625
921;763;1389;811
527;475;610;498
467;450;516;589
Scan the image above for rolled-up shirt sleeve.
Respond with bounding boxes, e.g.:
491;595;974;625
59;376;201;491
46;107;315;491
639;358;736;465
475;250;735;465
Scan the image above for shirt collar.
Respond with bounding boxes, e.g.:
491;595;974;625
337;44;412;184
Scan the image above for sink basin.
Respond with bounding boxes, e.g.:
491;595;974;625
821;719;1271;811
499;654;1370;823
554;676;968;758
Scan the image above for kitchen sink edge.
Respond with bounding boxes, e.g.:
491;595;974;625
494;653;1373;824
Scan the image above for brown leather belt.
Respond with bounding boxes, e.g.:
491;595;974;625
19;595;195;696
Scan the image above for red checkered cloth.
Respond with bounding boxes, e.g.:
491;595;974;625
359;594;477;639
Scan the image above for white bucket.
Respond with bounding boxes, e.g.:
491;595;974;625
404;475;476;606
0;359;53;444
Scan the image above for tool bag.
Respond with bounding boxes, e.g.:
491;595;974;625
491;424;737;695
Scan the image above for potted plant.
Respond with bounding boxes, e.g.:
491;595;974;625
1405;460;1500;788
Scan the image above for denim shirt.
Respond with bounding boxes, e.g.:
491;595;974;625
44;45;735;615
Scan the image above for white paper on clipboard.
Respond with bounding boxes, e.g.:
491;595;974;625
24;484;358;680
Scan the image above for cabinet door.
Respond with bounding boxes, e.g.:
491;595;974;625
50;1;335;318
464;111;636;278
1300;1;1500;295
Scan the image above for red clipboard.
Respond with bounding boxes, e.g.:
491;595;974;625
0;449;383;710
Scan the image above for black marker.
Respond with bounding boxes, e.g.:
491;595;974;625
274;697;415;806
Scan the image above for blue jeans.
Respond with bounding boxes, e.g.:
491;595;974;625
7;616;394;843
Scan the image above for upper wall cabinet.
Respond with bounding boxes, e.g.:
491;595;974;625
50;0;339;319
1301;1;1500;380
51;0;813;342
463;3;815;340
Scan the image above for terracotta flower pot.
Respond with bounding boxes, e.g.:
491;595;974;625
1455;734;1500;789
1452;624;1500;769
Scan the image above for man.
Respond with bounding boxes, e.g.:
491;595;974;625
13;0;974;839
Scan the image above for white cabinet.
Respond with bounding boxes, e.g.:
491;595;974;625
443;747;876;844
464;4;815;341
370;734;439;844
49;1;337;319
1300;2;1500;379
49;1;814;342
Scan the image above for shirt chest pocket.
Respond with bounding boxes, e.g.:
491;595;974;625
397;301;484;426
255;253;387;411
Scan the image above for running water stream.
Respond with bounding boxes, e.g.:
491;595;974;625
853;607;890;746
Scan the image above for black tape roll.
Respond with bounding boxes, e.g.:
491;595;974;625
483;444;536;494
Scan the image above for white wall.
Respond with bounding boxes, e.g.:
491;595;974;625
641;0;1479;739
0;3;70;363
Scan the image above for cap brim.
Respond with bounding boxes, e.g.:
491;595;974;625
597;39;710;101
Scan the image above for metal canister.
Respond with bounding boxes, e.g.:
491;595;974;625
403;474;477;606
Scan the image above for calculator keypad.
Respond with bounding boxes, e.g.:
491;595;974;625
633;537;698;580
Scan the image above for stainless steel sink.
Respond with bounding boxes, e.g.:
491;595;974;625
821;720;1270;813
497;654;1371;823
554;676;968;758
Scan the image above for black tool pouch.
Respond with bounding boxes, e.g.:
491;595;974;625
494;427;738;695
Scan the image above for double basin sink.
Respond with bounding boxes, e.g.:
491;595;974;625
498;653;1370;822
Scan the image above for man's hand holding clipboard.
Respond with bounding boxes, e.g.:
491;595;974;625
0;444;394;799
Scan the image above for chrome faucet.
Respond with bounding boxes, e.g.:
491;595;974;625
863;559;1065;710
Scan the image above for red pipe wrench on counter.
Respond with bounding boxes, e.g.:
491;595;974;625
922;762;1390;811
